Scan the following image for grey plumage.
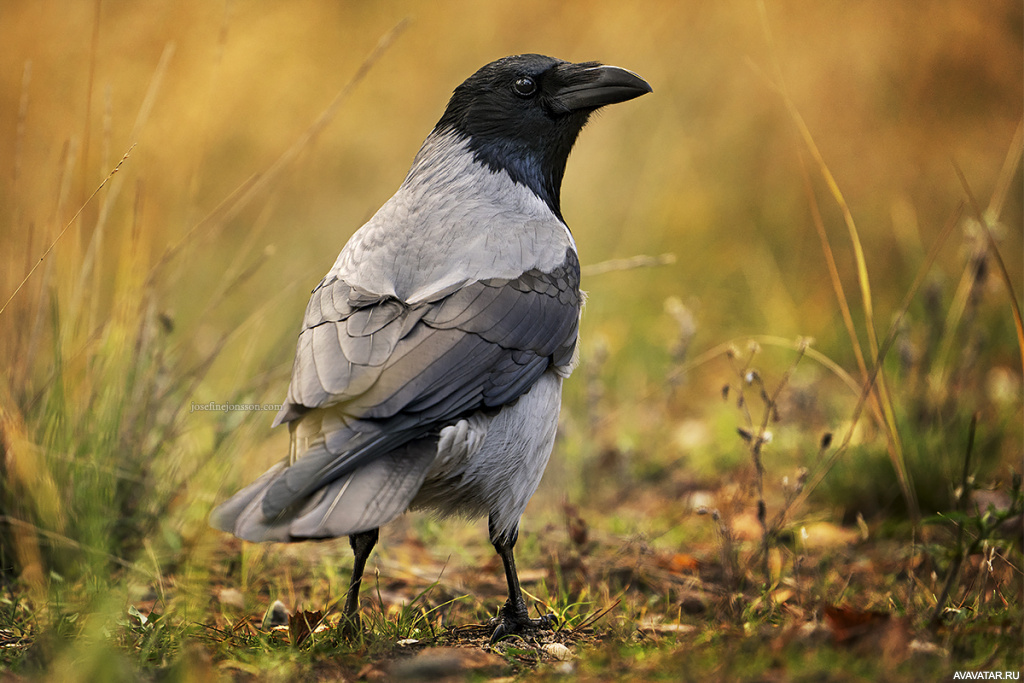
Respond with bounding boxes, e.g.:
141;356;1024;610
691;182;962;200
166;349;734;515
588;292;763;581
213;130;581;542
211;54;650;641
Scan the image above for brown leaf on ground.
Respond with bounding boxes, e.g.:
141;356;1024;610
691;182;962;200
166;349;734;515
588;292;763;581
655;552;701;574
287;609;324;647
823;605;911;664
563;502;590;547
823;605;891;644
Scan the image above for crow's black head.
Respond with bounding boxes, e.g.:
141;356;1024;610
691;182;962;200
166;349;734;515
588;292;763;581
435;54;651;221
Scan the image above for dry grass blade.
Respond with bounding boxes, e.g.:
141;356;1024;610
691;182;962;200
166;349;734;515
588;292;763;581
79;43;175;329
797;154;907;486
987;117;1024;222
571;597;622;633
928;413;978;628
78;0;102;205
789;95;919;518
0;516;142;575
789;203;963;514
756;0;913;520
0;145;135;319
953;155;1024;377
798;158;876;399
150;17;410;283
667;335;861;398
582;253;676;277
933;146;1024;388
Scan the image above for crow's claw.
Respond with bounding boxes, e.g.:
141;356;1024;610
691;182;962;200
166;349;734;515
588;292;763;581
489;601;557;643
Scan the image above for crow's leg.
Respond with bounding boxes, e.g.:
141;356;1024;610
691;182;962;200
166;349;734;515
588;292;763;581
340;528;379;636
488;516;556;643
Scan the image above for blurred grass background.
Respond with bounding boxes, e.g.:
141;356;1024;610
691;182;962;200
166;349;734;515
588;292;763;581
0;0;1021;679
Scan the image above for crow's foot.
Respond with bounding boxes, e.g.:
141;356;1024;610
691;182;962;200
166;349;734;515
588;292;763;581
338;613;362;639
488;599;556;644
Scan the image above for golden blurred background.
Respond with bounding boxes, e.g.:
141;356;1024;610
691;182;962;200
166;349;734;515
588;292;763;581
3;1;1019;353
0;0;1021;545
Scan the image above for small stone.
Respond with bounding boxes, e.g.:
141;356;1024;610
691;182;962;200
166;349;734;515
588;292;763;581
262;600;289;628
543;642;574;661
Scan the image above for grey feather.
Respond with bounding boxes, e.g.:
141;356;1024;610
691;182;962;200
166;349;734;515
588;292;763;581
412;371;563;540
215;130;583;538
210;463;290;541
209;437;438;541
251;250;578;520
326;133;577;304
287;438;437;538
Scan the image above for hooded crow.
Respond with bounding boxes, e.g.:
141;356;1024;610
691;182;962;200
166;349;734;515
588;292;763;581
211;54;651;642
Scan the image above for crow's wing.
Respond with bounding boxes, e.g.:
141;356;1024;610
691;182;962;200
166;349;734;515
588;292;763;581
258;247;580;519
211;438;441;541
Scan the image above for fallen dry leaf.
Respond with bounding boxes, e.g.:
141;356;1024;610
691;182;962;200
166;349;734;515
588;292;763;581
822;605;910;663
823;605;891;643
563;502;590;547
287;610;324;647
653;552;701;574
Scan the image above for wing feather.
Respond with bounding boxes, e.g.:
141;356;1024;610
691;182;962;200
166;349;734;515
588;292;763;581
254;247;580;520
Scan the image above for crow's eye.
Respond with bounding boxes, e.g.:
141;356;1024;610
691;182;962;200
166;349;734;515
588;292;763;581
512;76;537;97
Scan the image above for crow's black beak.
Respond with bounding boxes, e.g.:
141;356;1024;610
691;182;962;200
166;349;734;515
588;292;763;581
551;63;652;114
